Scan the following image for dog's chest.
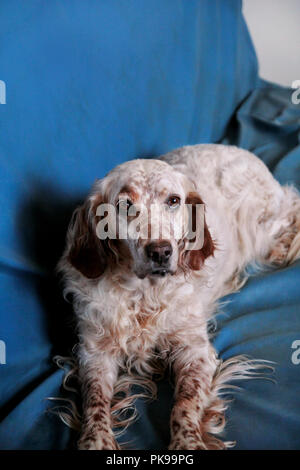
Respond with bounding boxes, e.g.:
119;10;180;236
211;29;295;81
101;279;200;357
111;296;166;353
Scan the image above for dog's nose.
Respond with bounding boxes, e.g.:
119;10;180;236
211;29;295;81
145;241;173;265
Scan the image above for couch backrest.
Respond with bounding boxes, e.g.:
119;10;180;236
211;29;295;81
0;0;258;270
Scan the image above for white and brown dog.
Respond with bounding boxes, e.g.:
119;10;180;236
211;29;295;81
58;144;300;450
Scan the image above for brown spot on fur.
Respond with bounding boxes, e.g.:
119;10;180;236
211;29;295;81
93;413;102;422
119;185;139;204
181;192;215;271
171;420;180;434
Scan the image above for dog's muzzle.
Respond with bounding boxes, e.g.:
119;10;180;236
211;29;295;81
145;240;172;276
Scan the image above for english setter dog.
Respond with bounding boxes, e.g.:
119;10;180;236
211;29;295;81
59;144;300;450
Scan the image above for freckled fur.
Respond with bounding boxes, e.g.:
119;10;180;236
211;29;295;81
58;144;300;450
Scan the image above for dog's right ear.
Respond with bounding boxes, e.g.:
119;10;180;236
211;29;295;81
67;200;107;279
182;192;215;270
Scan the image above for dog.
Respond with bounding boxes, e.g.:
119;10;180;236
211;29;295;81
58;144;300;450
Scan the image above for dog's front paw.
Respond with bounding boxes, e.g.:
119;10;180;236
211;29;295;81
169;437;205;451
169;430;226;450
78;431;120;450
169;427;206;451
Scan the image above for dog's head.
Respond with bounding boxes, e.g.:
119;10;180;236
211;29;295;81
66;159;215;279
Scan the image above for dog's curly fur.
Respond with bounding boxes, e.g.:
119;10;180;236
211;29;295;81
58;144;300;450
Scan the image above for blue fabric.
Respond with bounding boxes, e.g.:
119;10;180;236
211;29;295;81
0;0;299;450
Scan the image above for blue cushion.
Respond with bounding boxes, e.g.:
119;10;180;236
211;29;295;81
1;1;299;450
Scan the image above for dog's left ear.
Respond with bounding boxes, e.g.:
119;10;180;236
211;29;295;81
183;192;215;270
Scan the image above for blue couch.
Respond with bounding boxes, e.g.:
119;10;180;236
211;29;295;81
0;0;299;450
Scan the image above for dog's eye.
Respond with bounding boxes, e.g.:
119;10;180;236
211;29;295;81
166;195;181;209
116;199;132;214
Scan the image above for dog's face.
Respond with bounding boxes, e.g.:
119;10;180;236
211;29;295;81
67;159;214;279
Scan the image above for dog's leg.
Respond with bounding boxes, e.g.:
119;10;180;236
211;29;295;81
78;350;119;450
235;171;300;268
264;187;300;266
169;341;227;450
